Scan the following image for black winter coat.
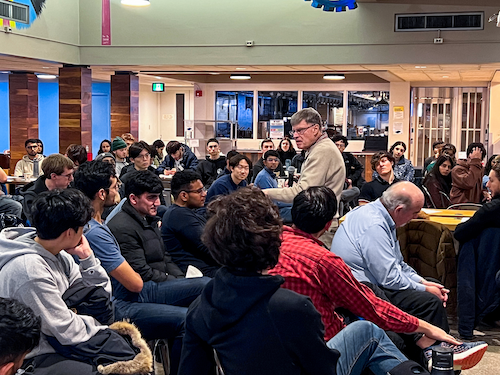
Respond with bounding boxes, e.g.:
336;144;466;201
107;200;184;283
196;156;226;188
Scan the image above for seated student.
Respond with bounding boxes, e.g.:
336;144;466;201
332;135;364;188
14;139;45;177
359;151;398;205
205;154;251;204
424;141;444;172
423;155;454;208
151;139;165;168
65;144;87;169
111;137;129;176
97;139;112;155
450;142;485;204
0;297;41;375
0;189;152;375
389;142;414;182
162;170;219;277
251;138;286;182
427;143;456;174
270;186;481;369
157;141;198;174
179;187;430;375
216;150;239;179
21;154;75;223
277;136;297;166
196;138;226;188
0;167;22;218
74;161;201;375
482;154;499;191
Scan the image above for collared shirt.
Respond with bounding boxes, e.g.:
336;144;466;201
332;199;426;292
270;226;418;341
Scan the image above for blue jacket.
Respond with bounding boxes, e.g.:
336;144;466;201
205;174;247;204
254;167;278;190
457;227;500;338
157;144;199;173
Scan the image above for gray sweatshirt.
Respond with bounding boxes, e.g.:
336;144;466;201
0;227;110;358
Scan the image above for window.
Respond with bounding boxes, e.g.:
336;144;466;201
215;91;254;139
395;12;483;32
347;91;389;140
258;91;298;138
302;91;344;136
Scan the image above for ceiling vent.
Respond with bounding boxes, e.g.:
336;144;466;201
0;0;29;24
395;12;483;32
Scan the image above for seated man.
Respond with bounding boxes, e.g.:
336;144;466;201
65;144;87;169
334;182;454;335
179;187;429;375
0;189;150;374
74;161;204;374
196;138;226;188
106;170;209;303
21;154;74;223
157;141;198;174
216;150;239;179
450;142;485;204
0;297;41;375
251;138;286;182
332;135;364;188
111;136;129;176
162;170;219;277
0;167;22;218
359;151;398;205
271;186;486;370
205;154;251;204
14;139;44;177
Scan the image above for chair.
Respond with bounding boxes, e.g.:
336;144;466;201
149;339;170;375
421;185;436;208
214;349;225;375
447;203;482;211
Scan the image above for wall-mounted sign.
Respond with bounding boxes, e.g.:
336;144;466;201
393;106;404;120
152;83;165;92
269;120;284;139
306;0;357;12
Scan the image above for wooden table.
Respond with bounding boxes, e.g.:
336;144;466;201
420;208;476;218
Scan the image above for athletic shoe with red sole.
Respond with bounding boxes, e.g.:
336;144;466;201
424;341;488;371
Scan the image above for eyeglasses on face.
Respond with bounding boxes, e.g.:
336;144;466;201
266;158;280;163
26;145;38;150
136;153;151;159
184;186;207;194
289;123;318;137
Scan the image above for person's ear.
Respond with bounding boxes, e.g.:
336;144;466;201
129;193;138;206
0;361;15;375
179;191;189;202
98;188;106;201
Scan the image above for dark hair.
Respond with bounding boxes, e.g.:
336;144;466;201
202;187;282;272
171;170;202;200
485;154;499;176
153;139;165;149
25;139;38;148
371;151;395;171
98;139;112;155
331;135;348;147
166;141;182;155
441;143;456;157
491;163;500;180
226;150;239;160
389;141;406;154
432;140;445;149
65;144;87;166
206;138;219;146
277;137;296;153
424;154;454;196
41;154;74;177
292;187;337;234
466;142;486;160
124;170;163;198
263;150;279;160
36;139;44;154
74;160;116;200
31;189;93;240
0;298;41;366
229;154;252;169
129;141;151;159
260;138;274;149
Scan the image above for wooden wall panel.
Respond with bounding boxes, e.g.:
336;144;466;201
9;73;38;171
111;73;139;139
59;66;92;154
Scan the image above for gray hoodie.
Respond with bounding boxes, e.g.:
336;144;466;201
0;227;110;359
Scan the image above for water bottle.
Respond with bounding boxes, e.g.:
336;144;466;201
33;158;39;178
430;347;454;375
285;159;291;168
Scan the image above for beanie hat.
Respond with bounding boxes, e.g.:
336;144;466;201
112;137;127;151
95;152;116;162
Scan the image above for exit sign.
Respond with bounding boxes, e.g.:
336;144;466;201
152;82;165;92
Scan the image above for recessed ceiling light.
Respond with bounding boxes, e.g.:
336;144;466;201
415;66;427;69
235;67;247;70
442;75;449;78
42;66;51;69
155;76;162;79
323;74;345;80
121;0;150;6
36;74;57;79
230;74;251;80
0;71;10;74
209;72;220;75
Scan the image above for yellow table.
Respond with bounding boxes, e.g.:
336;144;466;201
420;208;476;218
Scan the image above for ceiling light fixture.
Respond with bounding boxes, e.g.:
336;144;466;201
323;74;345;80
121;0;150;6
230;74;251;80
415;66;427;69
36;74;57;79
235;67;247;70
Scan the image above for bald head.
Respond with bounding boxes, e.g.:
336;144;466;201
380;181;424;227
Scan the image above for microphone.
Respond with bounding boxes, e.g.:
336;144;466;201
287;166;296;187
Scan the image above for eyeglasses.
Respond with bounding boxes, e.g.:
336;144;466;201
26;145;38;150
136;153;150;159
289;124;318;137
184;186;207;194
266;158;280;163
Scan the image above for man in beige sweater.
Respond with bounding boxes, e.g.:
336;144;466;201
264;108;345;246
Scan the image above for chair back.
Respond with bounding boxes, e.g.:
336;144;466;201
214;349;225;375
421;185;436;208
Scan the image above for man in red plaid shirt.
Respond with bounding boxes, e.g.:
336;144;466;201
269;186;467;364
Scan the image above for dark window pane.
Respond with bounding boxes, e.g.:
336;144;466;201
454;15;481;28
398;16;425;30
427;16;453;29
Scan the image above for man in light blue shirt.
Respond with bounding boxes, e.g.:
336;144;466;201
333;181;450;334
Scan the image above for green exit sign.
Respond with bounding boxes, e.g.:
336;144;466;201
152;82;165;92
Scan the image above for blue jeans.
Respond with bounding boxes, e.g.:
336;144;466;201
327;321;408;375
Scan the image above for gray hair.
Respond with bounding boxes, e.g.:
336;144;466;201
290;108;322;127
380;182;413;211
